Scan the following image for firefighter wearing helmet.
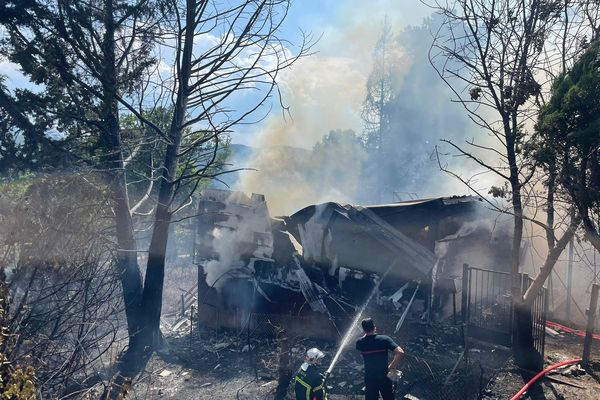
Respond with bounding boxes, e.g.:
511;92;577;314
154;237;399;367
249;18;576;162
294;347;327;400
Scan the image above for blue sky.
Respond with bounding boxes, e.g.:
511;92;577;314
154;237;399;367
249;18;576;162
230;0;435;147
0;1;435;148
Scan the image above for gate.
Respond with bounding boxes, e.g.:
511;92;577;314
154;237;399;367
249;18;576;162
520;273;549;371
461;264;548;370
461;264;513;346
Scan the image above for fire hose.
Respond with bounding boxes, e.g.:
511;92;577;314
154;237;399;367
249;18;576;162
546;320;600;340
509;358;581;400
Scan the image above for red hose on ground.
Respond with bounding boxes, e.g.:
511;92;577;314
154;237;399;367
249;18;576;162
546;320;600;340
509;358;581;400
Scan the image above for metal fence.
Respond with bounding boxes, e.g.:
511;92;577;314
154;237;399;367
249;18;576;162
521;273;549;370
461;264;548;371
461;264;513;347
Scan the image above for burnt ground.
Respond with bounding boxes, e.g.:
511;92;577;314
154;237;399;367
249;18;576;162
122;320;504;400
481;334;600;400
120;320;600;400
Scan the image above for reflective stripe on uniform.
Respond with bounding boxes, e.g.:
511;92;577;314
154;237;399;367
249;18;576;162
295;376;312;400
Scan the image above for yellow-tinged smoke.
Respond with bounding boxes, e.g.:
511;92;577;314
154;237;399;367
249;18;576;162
234;4;414;215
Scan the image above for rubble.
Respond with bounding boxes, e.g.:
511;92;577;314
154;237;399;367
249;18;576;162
545;326;560;337
561;364;586;377
195;190;514;340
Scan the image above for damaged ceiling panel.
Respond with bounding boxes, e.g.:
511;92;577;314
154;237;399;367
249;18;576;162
286;202;437;282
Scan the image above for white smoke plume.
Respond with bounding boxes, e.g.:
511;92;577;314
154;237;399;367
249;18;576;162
203;192;273;287
231;7;499;215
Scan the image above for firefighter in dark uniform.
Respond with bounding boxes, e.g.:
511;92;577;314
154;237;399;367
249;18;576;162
355;318;404;400
294;347;327;400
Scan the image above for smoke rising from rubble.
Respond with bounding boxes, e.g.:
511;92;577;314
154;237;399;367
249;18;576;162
203;192;273;287
435;213;514;276
204;226;245;288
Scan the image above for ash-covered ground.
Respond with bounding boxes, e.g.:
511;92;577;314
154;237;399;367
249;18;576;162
119;317;600;400
124;320;509;399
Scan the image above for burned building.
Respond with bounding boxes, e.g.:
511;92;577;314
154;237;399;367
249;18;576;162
196;190;512;339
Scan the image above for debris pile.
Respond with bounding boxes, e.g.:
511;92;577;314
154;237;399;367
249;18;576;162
194;189;513;337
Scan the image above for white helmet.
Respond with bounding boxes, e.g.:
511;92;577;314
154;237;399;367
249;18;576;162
305;347;325;363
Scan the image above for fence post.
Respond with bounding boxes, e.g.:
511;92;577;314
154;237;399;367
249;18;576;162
453;291;457;325
274;327;292;400
542;287;549;366
461;264;469;324
190;305;195;345
566;239;574;322
520;273;530;295
180;293;185;317
461;264;469;361
583;283;599;366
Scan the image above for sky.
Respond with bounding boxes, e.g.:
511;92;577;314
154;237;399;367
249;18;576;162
2;0;483;213
0;1;434;148
230;0;435;147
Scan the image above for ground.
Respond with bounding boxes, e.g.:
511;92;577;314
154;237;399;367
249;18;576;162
481;334;600;400
119;320;600;400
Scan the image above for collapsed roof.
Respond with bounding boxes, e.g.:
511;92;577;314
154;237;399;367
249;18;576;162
284;196;482;283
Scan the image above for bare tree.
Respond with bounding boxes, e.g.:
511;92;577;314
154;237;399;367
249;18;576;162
428;0;600;306
121;0;311;359
0;175;124;398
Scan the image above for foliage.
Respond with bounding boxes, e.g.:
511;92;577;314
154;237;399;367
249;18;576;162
533;40;600;250
361;19;398;150
0;0;158;167
0;280;36;399
310;129;367;195
0;76;63;175
360;20;398;202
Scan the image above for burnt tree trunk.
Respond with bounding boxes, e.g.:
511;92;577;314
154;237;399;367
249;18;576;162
137;202;172;350
274;329;292;400
132;0;195;353
523;217;579;306
507;128;524;302
513;301;540;371
101;0;143;341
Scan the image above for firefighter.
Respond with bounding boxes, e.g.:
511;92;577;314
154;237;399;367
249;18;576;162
355;318;404;400
294;347;327;400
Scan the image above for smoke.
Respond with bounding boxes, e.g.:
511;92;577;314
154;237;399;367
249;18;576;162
230;4;500;215
203;192;273;287
435;210;515;278
520;220;600;327
236;130;367;215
